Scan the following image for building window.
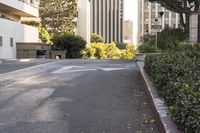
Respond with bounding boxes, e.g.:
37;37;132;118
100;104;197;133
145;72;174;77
0;36;2;47
10;38;13;47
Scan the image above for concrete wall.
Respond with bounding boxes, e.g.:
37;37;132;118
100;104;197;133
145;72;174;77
0;0;39;17
77;0;90;44
0;18;38;59
16;43;51;59
51;51;66;59
189;14;198;43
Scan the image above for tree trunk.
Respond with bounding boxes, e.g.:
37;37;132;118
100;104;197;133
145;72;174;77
185;14;190;34
179;13;186;28
179;13;190;39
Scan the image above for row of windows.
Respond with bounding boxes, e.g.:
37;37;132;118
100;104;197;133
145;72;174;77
0;36;14;47
91;0;123;43
150;12;177;19
18;0;39;7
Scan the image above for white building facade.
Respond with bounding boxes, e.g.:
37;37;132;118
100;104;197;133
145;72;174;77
138;0;180;43
0;0;39;59
77;0;91;44
189;14;200;43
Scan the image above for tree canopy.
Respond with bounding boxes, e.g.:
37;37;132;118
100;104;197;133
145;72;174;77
147;0;200;32
40;0;77;35
53;33;86;58
39;28;52;44
148;0;199;13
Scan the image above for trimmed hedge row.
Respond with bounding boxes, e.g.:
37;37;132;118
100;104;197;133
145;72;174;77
144;51;200;132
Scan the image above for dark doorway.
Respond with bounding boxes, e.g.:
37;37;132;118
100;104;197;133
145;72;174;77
37;50;46;58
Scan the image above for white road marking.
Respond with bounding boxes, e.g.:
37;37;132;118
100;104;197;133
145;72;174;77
52;66;83;73
68;69;97;72
52;66;131;74
99;68;128;71
0;61;57;76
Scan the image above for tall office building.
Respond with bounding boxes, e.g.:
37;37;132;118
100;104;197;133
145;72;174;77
90;0;124;43
138;0;179;43
77;0;91;44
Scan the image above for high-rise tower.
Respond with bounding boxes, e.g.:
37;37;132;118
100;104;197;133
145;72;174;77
91;0;124;43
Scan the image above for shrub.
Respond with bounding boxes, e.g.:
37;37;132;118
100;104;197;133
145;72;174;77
91;34;104;43
144;52;200;132
53;32;86;58
81;43;135;59
157;27;187;51
116;42;127;49
139;28;188;53
121;44;136;59
104;43;122;59
138;39;159;53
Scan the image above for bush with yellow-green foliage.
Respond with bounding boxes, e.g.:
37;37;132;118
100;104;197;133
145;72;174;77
81;43;136;59
121;44;136;59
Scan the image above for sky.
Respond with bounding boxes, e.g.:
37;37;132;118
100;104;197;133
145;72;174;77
124;0;136;21
124;0;138;45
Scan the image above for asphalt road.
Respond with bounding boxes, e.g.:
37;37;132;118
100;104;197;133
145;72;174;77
0;59;56;74
0;60;159;133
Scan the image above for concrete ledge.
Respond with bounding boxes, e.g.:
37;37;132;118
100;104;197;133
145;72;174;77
136;61;180;133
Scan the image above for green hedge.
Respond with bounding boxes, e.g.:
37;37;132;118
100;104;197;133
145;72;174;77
144;51;200;132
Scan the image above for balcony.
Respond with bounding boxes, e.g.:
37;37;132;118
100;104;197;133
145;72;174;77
0;0;39;18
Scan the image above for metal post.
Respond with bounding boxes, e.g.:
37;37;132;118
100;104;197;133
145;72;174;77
154;18;159;52
156;31;158;51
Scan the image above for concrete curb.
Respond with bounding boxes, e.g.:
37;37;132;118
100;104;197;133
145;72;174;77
136;61;180;133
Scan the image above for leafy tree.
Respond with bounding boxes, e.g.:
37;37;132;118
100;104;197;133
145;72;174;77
40;0;77;35
91;34;104;43
147;0;200;32
53;33;87;58
39;28;52;44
